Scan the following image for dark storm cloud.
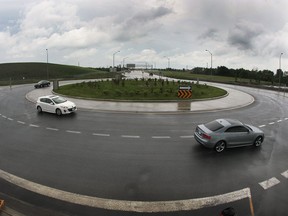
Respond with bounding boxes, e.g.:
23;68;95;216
198;28;219;40
115;6;173;41
228;21;265;51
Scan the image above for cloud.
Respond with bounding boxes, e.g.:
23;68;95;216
198;28;220;41
113;6;173;42
0;0;288;71
228;20;265;51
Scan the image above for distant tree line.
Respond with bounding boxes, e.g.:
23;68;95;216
191;66;286;86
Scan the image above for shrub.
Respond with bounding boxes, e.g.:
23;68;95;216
103;90;110;95
115;90;122;96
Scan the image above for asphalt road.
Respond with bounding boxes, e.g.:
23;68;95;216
0;84;288;216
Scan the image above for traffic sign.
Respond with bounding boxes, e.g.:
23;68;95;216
178;87;192;99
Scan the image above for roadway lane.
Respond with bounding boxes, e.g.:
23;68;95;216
0;84;288;215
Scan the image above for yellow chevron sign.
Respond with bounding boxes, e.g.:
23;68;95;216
178;86;192;98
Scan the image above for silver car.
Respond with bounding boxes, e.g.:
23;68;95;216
194;119;264;153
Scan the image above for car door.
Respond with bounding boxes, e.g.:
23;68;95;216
39;98;49;112
45;98;55;113
224;126;253;147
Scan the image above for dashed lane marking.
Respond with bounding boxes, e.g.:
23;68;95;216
180;135;194;138
66;130;81;134
259;177;280;190
46;127;59;131
29;124;39;128
269;122;275;125
7;118;13;121
259;125;266;128
281;170;288;179
0;169;253;213
277;120;282;123
121;135;140;139
92;133;110;137
152;136;171;139
17;121;25;124
2;115;7;119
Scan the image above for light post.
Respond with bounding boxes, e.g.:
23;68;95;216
205;49;212;69
205;49;213;76
113;50;120;70
46;49;49;79
164;56;170;69
279;52;283;88
122;57;128;68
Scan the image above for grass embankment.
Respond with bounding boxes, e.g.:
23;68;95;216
55;78;227;101
162;71;246;84
0;62;116;86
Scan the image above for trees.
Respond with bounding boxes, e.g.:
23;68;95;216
191;66;276;85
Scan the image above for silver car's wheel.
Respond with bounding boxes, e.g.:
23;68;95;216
56;108;62;116
37;106;42;113
254;136;263;147
215;141;226;153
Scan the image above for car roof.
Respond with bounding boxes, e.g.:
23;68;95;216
39;95;59;99
215;118;243;127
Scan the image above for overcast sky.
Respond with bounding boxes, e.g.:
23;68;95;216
0;0;288;71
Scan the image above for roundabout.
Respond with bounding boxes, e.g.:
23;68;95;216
0;72;288;216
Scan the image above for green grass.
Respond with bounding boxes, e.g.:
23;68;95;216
0;62;116;86
55;78;227;101
160;71;271;85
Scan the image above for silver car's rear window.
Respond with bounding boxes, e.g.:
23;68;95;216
204;121;224;131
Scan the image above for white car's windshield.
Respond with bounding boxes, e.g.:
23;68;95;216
52;97;67;104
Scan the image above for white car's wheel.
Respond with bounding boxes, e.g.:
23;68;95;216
56;108;62;116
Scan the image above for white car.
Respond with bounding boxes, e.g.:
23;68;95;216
36;95;77;115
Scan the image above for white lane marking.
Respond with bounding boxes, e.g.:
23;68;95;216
29;124;39;128
93;133;110;137
269;122;275;125
66;130;81;134
152;136;171;139
180;135;194;138
259;125;266;128
46;127;59;131
259;177;280;190
285;118;288;120
0;169;252;212
121;135;140;139
17;121;25;124
281;170;288;179
7;118;13;121
2;115;7;119
277;120;282;123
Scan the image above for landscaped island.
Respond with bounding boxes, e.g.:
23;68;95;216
54;78;227;101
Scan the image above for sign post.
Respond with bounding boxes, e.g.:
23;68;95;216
178;86;192;99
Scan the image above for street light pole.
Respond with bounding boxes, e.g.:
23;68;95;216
164;56;170;69
46;49;49;79
113;50;120;70
279;52;283;88
122;57;128;68
205;49;212;69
